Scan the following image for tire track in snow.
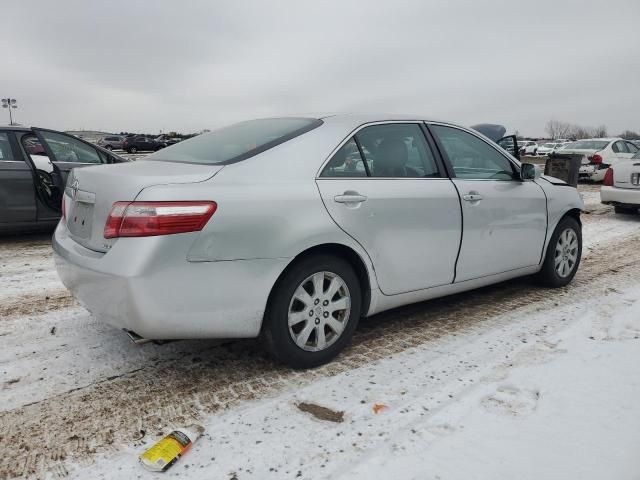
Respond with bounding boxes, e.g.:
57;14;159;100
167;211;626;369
1;233;640;479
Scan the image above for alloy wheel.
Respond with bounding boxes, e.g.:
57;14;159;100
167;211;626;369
555;228;579;278
287;271;351;352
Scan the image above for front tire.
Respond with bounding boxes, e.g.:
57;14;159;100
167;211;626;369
537;216;582;287
262;255;361;369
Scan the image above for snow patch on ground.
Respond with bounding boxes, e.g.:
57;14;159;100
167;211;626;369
72;284;640;480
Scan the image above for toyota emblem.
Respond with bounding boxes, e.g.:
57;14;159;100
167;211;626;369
71;178;79;200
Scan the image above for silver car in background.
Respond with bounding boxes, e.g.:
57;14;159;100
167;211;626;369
53;114;584;368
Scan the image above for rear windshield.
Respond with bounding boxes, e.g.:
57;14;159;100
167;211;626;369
145;117;323;165
564;140;609;150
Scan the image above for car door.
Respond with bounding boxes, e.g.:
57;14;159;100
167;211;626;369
33;129;107;184
316;122;462;295
0;131;37;224
496;135;520;159
429;123;547;282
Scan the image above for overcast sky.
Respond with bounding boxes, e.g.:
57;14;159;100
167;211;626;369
3;0;639;136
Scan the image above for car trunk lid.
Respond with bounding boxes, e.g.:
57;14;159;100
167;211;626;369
557;148;598;164
64;160;222;252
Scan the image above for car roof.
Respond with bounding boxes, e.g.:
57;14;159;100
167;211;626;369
572;138;619;142
0;125;32;132
316;113;454;131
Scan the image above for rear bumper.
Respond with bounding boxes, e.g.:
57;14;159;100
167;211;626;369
53;222;289;339
600;186;640;207
579;164;607;182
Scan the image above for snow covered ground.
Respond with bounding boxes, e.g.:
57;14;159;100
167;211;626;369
1;184;640;479
79;280;640;480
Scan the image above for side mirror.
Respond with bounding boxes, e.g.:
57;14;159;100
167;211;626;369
520;162;541;181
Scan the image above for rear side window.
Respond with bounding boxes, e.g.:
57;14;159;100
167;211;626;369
146;117;323;165
0;133;14;160
613;141;628;154
321;123;440;178
321;138;368;177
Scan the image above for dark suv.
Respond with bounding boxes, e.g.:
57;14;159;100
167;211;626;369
122;135;166;153
0;126;128;234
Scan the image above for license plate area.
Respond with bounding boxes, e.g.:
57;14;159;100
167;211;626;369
68;202;94;239
68;190;96;239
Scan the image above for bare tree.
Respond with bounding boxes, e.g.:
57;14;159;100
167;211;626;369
546;119;609;140
545;120;572;139
619;130;640;140
591;125;608;138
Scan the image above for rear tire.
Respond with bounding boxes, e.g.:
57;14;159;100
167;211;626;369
537;216;582;288
614;205;637;214
262;254;361;369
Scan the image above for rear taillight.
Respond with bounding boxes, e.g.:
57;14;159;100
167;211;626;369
104;201;217;239
591;153;603;164
603;168;614;186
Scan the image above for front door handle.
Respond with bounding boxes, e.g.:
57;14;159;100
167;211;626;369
462;192;483;202
334;192;367;204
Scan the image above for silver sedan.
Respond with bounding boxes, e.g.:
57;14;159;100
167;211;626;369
54;114;584;368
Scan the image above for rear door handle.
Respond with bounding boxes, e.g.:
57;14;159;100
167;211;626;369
462;193;483;202
334;193;367;204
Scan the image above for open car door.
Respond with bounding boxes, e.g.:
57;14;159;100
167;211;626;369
496;135;521;160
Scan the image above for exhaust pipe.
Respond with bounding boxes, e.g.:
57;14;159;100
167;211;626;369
124;329;153;345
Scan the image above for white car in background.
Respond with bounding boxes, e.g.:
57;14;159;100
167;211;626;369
518;140;536;155
601;150;640;213
523;142;539;155
560;138;639;182
536;142;566;156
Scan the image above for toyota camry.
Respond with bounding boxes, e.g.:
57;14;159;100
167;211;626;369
54;114;584;368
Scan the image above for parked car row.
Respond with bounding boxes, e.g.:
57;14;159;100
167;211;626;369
94;134;183;153
520;141;570;156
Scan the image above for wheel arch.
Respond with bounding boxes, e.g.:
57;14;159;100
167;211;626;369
263;243;373;330
541;207;582;263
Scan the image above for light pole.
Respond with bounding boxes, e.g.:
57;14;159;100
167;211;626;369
1;98;18;125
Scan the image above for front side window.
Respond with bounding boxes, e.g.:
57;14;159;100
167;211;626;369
147;117;323;165
38;131;102;163
0;133;14;160
431;125;515;180
626;142;639;153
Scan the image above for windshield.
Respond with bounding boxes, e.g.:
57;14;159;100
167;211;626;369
145;117;322;165
564;140;609;150
542;143;555;148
